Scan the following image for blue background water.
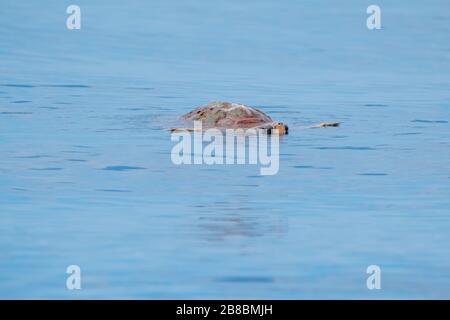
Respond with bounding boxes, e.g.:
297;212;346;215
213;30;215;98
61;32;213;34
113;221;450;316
1;0;449;299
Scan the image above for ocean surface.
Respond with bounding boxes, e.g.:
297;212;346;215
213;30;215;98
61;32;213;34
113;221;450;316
0;0;449;299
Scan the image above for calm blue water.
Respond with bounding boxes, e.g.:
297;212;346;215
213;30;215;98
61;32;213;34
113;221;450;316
1;0;449;299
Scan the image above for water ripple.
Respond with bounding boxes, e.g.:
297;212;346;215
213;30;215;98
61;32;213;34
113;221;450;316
102;166;146;171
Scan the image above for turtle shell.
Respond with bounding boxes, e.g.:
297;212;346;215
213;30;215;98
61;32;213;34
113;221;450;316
181;102;273;129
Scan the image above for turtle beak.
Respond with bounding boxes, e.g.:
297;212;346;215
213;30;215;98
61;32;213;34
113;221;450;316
271;123;288;135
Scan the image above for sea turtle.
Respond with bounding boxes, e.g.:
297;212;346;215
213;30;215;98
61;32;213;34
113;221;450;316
169;101;339;135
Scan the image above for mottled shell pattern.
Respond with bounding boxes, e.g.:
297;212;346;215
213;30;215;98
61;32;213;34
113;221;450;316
182;101;273;129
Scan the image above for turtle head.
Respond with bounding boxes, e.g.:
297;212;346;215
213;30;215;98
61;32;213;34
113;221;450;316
266;122;288;135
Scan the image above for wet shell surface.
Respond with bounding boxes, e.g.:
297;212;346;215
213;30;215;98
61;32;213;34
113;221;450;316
182;102;273;129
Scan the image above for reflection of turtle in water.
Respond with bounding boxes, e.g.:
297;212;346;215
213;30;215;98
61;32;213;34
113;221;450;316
170;102;339;135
